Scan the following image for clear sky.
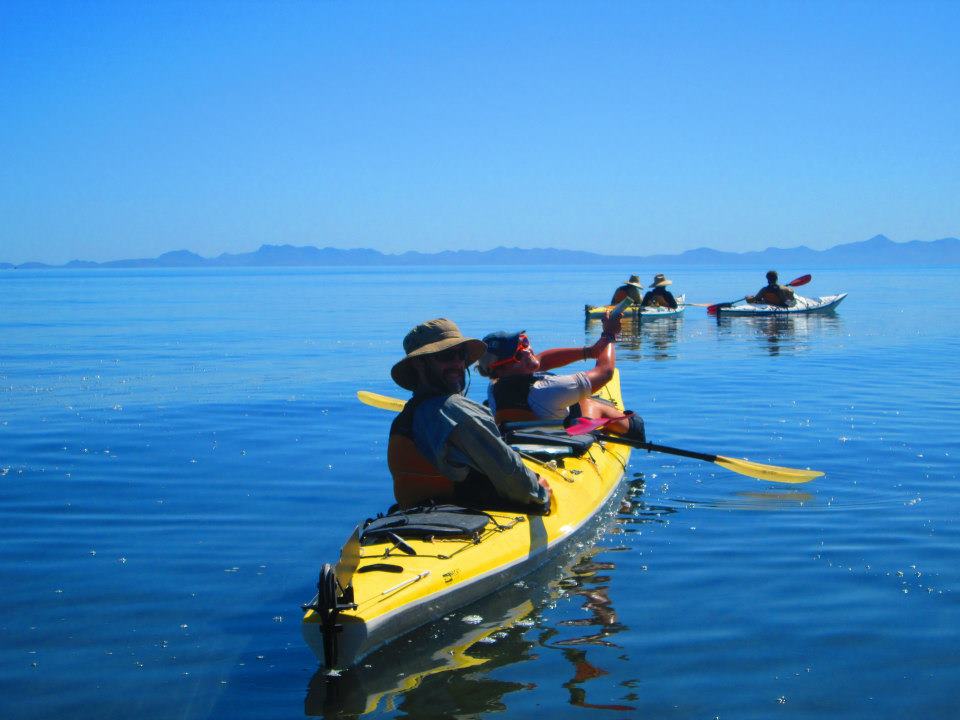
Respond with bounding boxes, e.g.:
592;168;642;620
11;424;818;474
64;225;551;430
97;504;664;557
1;0;958;264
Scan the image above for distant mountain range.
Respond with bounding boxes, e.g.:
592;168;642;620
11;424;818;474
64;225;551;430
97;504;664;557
3;234;958;269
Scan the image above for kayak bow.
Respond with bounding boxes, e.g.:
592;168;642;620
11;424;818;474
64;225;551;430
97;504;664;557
303;371;632;669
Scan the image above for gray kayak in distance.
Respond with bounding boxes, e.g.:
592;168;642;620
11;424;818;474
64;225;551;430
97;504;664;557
716;293;847;316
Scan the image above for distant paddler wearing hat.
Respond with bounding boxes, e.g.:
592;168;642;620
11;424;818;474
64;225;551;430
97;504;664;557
641;273;679;309
610;275;644;305
387;318;551;513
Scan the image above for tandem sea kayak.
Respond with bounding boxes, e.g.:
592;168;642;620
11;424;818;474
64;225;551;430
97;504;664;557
301;371;632;670
715;293;847;317
585;295;686;319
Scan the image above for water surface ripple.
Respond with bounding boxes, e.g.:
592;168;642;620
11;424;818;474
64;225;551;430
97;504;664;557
1;266;958;719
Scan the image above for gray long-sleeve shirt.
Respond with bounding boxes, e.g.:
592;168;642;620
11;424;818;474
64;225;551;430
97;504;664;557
411;393;545;507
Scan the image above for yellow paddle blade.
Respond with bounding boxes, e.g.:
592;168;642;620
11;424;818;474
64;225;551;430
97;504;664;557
714;455;824;484
356;391;406;413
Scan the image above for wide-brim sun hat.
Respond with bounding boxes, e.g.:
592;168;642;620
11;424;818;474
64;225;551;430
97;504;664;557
391;318;486;390
651;273;672;287
626;274;643;287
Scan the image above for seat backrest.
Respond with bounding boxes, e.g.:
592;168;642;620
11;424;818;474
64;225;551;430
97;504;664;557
494;407;539;425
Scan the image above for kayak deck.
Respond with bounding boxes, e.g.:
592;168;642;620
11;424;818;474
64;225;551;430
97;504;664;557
302;372;631;669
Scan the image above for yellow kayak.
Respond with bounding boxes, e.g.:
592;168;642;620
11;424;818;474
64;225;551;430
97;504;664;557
301;370;632;669
585;295;686;319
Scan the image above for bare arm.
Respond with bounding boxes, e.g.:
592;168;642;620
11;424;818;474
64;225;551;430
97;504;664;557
539;313;620;375
584;337;615;392
538;345;592;372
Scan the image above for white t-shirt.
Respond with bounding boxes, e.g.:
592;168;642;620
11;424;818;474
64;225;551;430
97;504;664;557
487;372;592;420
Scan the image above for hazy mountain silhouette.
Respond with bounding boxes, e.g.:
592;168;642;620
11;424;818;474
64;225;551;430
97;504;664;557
6;234;959;269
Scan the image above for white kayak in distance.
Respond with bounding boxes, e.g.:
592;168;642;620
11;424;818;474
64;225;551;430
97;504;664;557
715;293;847;317
585;295;686;319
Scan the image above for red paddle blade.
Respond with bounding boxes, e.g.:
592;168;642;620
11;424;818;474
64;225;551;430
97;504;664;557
565;417;611;434
565;413;632;435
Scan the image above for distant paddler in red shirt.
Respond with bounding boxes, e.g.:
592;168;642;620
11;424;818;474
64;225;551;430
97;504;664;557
610;275;644;305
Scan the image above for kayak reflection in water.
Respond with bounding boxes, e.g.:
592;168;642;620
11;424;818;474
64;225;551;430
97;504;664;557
610;274;644;305
387;317;551;513
746;269;797;307
641;273;679;309
477;312;646;442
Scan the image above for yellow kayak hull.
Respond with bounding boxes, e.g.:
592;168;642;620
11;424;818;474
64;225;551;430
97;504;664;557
585;295;686;319
302;371;631;669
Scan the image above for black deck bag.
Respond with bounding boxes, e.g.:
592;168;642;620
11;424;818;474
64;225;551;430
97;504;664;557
502;427;595;456
360;504;492;544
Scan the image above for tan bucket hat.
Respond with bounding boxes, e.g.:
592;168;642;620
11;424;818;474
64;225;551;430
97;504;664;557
626;274;643;287
391;318;487;390
651;273;672;287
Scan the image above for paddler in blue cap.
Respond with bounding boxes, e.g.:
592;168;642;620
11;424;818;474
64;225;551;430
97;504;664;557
388;318;551;513
477;313;646;441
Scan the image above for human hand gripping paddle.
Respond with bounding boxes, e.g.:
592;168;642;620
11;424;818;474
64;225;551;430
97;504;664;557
355;392;824;484
706;274;812;315
608;296;633;321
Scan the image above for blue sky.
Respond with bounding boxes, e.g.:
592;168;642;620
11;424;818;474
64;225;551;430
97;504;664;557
1;0;958;264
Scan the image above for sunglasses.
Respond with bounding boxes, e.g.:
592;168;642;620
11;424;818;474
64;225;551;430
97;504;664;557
432;346;467;363
487;334;532;370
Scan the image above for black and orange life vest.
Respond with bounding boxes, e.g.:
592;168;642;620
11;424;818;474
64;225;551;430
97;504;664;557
757;284;793;307
641;288;677;309
611;285;638;305
489;375;539;425
388;399;456;508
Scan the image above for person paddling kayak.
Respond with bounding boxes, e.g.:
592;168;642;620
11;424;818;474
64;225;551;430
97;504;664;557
746;270;797;307
388;318;551;513
610;275;643;305
641;273;679;309
477;313;646;441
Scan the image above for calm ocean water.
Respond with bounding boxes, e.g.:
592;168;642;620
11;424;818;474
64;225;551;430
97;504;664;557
1;265;958;719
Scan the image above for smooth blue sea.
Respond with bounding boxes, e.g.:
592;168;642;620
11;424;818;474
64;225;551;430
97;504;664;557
1;265;958;719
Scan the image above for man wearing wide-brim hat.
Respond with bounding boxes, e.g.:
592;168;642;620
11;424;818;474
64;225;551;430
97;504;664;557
610;275;644;305
388;318;551;513
641;273;679;309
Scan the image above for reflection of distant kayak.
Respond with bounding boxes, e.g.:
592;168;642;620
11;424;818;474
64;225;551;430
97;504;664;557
585;295;686;319
715;293;847;316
